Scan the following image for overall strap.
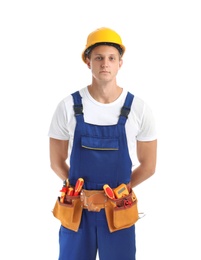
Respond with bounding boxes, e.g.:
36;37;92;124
71;91;84;123
118;92;134;125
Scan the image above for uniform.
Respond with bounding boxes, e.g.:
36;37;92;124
48;88;157;260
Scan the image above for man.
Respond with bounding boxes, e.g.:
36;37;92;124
48;27;157;260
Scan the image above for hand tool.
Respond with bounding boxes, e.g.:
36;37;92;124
103;184;115;199
60;186;68;203
74;178;84;196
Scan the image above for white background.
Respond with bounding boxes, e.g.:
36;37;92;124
0;0;201;259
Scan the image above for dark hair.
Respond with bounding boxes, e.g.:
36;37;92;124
84;42;123;59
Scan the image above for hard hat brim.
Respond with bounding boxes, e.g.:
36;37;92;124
82;42;125;63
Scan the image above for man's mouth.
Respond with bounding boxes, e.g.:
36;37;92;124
100;71;109;73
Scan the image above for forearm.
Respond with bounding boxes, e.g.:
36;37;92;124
130;164;155;188
130;140;157;188
49;139;70;181
51;161;69;181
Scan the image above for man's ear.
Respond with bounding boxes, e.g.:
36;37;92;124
119;59;123;68
86;58;91;69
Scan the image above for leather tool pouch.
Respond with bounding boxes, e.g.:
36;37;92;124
105;189;139;233
52;195;83;232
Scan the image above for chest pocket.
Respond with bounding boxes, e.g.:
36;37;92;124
81;136;119;151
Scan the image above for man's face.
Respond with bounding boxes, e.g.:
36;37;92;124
86;45;123;83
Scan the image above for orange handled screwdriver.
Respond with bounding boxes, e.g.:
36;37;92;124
67;187;74;196
60;186;68;203
103;184;115;199
74;178;84;196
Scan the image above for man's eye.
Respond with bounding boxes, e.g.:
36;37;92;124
109;57;115;61
95;56;102;60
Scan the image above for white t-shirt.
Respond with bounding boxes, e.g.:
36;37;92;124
48;87;157;167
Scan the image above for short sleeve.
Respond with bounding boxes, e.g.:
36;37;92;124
48;100;70;140
136;103;157;141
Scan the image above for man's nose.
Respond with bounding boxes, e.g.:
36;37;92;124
101;59;109;68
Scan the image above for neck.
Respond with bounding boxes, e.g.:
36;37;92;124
88;83;123;104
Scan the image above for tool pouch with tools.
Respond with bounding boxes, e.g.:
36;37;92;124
105;189;139;232
52;195;83;232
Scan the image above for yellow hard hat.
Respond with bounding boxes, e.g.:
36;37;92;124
82;27;126;63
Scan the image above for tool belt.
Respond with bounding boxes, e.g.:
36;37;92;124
80;189;107;211
52;188;139;233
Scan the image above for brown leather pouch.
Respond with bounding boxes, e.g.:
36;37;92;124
105;189;139;232
52;195;83;232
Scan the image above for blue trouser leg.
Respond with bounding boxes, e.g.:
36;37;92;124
59;210;136;260
96;209;136;260
97;224;136;260
59;211;98;260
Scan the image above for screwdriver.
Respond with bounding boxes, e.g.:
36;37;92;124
67;187;74;196
103;184;115;199
60;186;68;203
74;178;84;196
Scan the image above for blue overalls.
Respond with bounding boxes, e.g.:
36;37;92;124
59;91;136;260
